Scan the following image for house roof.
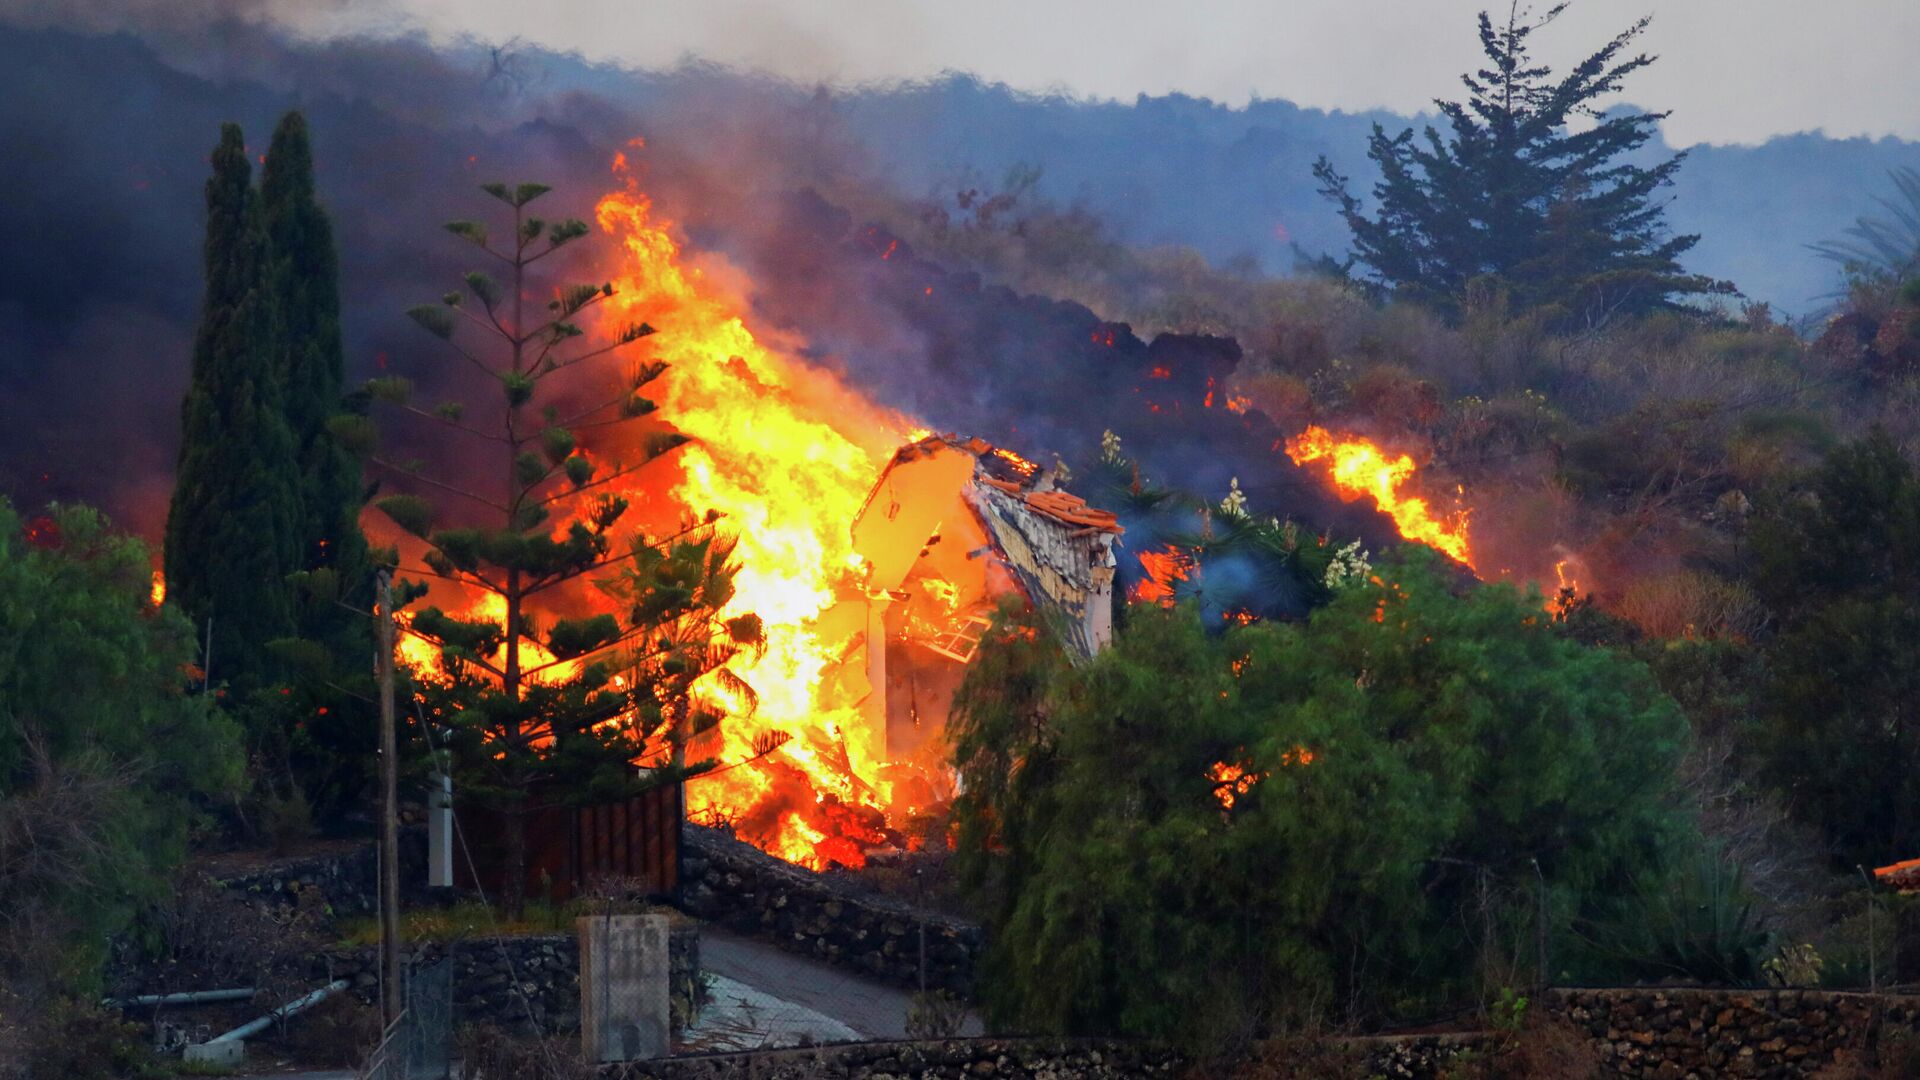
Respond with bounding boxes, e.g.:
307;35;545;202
1875;858;1920;892
856;432;1120;663
977;477;1123;534
881;434;1123;536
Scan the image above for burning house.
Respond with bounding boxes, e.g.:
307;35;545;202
840;434;1122;771
410;164;1139;877
400;149;1492;882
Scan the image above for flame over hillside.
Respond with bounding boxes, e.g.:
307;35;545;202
1284;426;1475;567
390;154;1582;873
1282;425;1589;606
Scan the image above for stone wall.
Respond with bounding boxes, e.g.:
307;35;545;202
679;824;982;993
598;989;1920;1079
595;1034;1530;1080
207;833;428;918
1549;986;1920;1077
313;927;702;1036
607;1038;1182;1080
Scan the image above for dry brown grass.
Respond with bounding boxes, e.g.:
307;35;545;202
1615;569;1767;640
282;992;381;1069
456;1024;598;1080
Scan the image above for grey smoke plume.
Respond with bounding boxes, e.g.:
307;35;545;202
0;15;1399;565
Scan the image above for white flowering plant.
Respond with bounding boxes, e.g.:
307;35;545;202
1323;540;1371;590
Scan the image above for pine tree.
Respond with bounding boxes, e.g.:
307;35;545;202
368;182;761;913
163;123;303;689
1313;2;1732;326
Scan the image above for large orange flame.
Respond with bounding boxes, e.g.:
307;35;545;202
1284;426;1474;567
590;149;919;867
390;145;926;869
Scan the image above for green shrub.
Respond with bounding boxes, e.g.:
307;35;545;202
9;998;164;1080
952;552;1691;1042
1571;852;1770;985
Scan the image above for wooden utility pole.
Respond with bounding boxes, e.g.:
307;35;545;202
377;570;403;1027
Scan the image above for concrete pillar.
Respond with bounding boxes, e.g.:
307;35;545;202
578;914;671;1062
427;770;453;888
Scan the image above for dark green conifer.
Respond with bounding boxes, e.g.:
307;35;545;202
261;111;376;813
262;110;368;589
163;123;303;688
1313;3;1734;326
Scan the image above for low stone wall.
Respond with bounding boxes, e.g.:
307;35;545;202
1354;1034;1494;1078
679;824;982;993
593;989;1920;1079
1550;986;1920;1077
599;1033;1532;1080
206;832;428;918
607;1038;1183;1079
313;926;702;1036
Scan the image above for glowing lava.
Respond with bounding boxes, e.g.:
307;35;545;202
1284;426;1473;567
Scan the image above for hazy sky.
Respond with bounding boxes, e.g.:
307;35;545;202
25;0;1919;147
260;0;1919;147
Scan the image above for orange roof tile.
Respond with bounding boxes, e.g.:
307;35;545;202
907;433;1125;534
1875;858;1920;891
1021;490;1122;532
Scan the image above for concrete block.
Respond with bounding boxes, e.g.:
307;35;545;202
578;914;671;1062
183;1039;245;1067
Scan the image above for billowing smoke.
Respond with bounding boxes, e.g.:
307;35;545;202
0;12;1402;574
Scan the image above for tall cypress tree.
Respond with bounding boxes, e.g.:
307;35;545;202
1313;3;1733;327
259;111;377;813
163;123;303;688
261;111;367;589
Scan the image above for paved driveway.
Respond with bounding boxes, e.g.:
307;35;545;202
696;925;983;1041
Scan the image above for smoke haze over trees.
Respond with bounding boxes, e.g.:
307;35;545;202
16;3;1920;1059
3;14;1920;537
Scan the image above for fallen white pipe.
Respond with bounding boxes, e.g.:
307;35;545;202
104;988;256;1009
206;980;349;1044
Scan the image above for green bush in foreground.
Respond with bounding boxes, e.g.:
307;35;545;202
0;501;243;998
950;552;1691;1044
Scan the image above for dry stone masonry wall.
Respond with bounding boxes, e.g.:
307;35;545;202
594;989;1920;1080
679;824;982;994
607;1038;1183;1080
210;836;424;918
313;928;701;1036
1550;986;1920;1078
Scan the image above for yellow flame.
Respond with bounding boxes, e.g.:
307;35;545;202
593;148;912;866
1285;426;1473;566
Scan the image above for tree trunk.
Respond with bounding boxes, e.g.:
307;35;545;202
504;800;527;918
376;571;403;1026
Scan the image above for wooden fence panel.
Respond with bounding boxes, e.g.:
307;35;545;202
455;782;680;903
